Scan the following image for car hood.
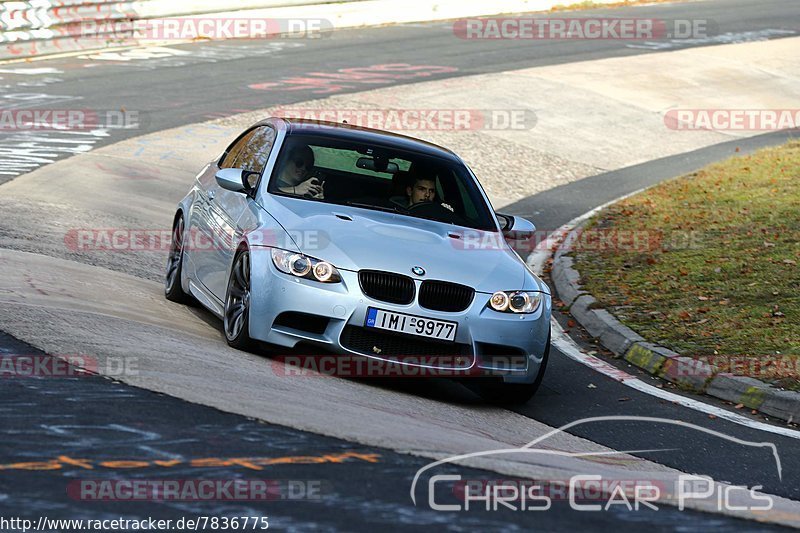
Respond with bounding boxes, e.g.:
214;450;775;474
263;197;526;293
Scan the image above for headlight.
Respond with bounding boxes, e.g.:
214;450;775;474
271;249;341;283
289;254;311;277
489;291;542;314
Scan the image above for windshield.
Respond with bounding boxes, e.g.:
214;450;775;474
267;134;498;231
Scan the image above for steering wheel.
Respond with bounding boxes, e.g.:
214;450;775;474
407;200;459;220
406;200;435;211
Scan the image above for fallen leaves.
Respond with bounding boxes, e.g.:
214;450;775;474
568;142;799;372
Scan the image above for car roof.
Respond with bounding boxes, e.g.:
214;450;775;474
272;117;460;161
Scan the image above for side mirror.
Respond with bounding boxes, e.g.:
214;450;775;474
497;213;536;253
496;213;536;234
215;168;258;194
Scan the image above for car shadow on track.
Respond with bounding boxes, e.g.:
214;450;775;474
180;299;543;407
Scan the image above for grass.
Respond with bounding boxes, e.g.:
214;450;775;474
572;141;800;389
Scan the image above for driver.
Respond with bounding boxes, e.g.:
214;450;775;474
389;166;437;208
406;177;436;207
389;169;459;218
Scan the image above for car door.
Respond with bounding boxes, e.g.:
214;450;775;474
203;125;277;299
189;128;249;297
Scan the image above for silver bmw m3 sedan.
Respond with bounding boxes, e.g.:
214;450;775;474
165;117;551;403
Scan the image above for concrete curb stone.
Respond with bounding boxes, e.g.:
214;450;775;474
658;356;715;393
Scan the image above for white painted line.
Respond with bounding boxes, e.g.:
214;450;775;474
527;188;647;274
551;318;800;440
527;196;800;440
626;29;798;51
0;68;63;75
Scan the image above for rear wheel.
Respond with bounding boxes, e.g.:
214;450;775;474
165;213;191;303
472;330;551;405
224;250;254;350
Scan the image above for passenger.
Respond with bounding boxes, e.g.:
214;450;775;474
275;145;324;199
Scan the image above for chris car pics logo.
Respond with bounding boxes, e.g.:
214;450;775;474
411;416;781;514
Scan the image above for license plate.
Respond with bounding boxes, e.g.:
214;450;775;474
365;308;457;342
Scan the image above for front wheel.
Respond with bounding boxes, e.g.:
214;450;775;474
224;250;255;351
472;330;551;405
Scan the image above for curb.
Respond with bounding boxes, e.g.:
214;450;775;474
551;218;800;424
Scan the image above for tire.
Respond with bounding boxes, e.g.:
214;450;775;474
472;329;551;405
223;249;255;351
165;213;191;304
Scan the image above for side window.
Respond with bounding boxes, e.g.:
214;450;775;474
235;126;276;173
453;173;479;221
219;126;276;173
219;130;253;169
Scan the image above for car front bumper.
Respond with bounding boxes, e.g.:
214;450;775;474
248;248;551;384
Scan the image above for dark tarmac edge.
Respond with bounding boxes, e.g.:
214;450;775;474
0;332;786;532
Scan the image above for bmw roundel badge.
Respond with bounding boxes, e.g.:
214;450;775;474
411;266;425;276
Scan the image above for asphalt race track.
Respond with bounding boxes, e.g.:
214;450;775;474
1;0;799;530
0;0;798;182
